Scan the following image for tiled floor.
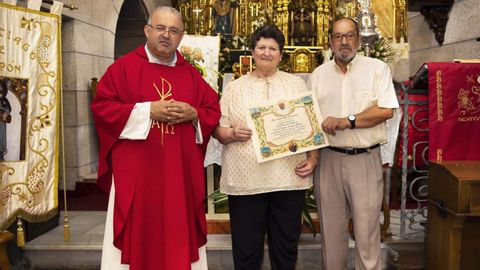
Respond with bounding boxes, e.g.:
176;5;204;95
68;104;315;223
24;210;425;269
25;211;105;251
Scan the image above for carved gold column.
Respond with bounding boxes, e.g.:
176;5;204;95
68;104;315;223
330;0;338;13
323;0;330;47
274;1;283;39
278;0;290;45
265;0;275;23
231;0;241;37
316;0;324;47
248;1;261;35
236;0;248;38
206;0;214;35
344;0;357;18
179;2;192;34
199;0;208;34
394;0;408;42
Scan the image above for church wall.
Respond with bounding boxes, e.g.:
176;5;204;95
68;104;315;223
408;0;480;76
444;0;480;44
60;0;121;189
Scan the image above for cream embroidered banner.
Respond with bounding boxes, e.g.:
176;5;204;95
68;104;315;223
0;3;61;228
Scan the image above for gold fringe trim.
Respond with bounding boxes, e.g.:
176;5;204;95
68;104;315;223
16;218;25;248
1;208;59;230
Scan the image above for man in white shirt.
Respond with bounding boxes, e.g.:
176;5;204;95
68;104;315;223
309;18;399;270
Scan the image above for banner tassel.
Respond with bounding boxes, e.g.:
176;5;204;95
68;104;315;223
63;214;70;241
16;218;25;248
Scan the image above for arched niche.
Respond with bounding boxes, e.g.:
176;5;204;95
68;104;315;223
115;0;173;59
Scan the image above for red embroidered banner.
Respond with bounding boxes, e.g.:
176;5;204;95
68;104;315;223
428;62;480;162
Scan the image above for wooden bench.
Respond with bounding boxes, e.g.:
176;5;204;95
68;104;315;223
0;230;13;270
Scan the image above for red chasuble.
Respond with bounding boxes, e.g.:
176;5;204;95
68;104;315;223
91;46;220;270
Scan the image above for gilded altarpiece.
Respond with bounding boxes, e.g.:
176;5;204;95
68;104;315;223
178;0;332;73
179;0;331;46
178;0;407;74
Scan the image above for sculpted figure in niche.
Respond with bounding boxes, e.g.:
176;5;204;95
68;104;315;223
290;0;316;46
212;0;237;36
0;79;11;160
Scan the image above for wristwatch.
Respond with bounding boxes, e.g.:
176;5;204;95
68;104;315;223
348;114;356;129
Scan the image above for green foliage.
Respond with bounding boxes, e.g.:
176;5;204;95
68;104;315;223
368;37;397;63
301;188;318;236
208;189;229;206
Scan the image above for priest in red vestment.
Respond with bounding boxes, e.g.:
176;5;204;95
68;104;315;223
91;6;220;270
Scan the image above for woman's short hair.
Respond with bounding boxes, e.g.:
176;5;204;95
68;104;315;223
250;24;285;52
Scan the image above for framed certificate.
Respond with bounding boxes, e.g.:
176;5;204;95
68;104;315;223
246;92;329;162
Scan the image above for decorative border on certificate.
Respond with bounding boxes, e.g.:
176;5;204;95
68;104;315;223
246;92;329;163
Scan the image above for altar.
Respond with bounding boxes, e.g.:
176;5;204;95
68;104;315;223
175;0;408;75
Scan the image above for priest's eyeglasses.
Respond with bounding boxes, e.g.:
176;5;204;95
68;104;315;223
331;32;358;42
148;24;183;36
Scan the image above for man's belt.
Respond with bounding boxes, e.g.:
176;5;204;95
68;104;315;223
327;144;380;155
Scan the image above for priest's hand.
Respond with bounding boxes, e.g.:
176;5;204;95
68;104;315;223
165;100;198;124
150;100;175;122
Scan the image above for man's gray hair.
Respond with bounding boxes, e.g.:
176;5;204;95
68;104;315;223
147;6;184;28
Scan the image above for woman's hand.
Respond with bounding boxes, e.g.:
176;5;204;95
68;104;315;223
231;124;252;142
213;124;252;145
294;156;318;178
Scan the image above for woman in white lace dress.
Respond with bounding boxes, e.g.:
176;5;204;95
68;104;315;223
213;24;319;270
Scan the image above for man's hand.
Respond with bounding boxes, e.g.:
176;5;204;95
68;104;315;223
321;116;350;135
150;100;175;122
164;100;198;124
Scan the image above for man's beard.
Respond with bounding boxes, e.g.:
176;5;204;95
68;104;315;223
334;45;356;64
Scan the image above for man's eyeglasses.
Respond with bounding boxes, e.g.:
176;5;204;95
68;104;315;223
148;24;183;36
331;32;357;42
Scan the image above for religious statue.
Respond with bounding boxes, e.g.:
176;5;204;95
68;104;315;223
212;0;237;36
294;53;309;72
289;0;316;46
0;79;12;160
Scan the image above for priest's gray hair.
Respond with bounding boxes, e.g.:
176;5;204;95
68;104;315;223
147;6;184;29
